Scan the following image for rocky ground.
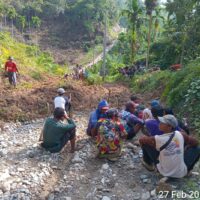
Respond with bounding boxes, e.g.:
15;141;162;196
0;111;200;200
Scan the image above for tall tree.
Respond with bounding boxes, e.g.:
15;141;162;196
165;0;199;64
145;0;157;68
7;6;17;37
122;0;144;63
18;15;26;33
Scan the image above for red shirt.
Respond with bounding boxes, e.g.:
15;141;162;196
5;61;18;72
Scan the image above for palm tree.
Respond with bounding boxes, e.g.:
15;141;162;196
122;0;144;63
145;0;157;68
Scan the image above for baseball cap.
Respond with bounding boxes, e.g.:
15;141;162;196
8;56;14;60
57;88;65;94
158;114;178;128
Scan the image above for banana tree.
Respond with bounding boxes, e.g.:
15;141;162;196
152;7;165;42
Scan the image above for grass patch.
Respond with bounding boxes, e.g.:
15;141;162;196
79;44;103;66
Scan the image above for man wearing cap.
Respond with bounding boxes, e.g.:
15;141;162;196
86;99;109;137
54;88;71;114
139;114;200;178
5;56;19;88
41;107;77;153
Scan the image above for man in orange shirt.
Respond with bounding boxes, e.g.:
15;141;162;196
5;56;19;87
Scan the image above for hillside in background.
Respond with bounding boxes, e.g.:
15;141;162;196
0;32;64;84
0;0;123;65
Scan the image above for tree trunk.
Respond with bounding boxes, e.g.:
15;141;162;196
146;14;152;68
102;13;107;79
131;38;134;63
180;42;184;66
11;19;14;38
0;19;2;31
4;15;7;26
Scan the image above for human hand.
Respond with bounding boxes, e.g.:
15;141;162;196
64;111;70;119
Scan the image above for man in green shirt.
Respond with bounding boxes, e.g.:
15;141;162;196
41;107;76;153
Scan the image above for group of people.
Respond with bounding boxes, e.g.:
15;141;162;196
38;87;200;179
73;64;87;80
64;64;88;81
86;96;200;178
3;55;199;180
118;65;161;78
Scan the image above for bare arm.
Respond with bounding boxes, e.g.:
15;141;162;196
139;136;156;148
68;93;71;102
181;132;199;147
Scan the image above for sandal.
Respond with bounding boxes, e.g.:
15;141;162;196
107;157;119;162
70;144;85;153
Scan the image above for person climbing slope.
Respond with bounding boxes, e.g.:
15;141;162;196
4;56;19;88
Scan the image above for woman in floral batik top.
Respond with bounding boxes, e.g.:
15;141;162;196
96;108;127;160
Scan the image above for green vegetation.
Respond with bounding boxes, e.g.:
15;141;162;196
84;0;200;136
130;60;200;138
0;0;199;136
0;32;65;79
0;0;121;47
79;44;103;66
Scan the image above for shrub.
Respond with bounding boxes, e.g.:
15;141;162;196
30;71;42;80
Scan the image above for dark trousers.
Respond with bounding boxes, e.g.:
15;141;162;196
184;146;200;171
65;102;71;112
142;144;159;165
60;128;76;150
142;145;200;171
42;128;76;153
8;72;17;86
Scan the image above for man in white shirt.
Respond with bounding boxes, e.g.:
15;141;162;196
54;88;71;114
139;115;200;178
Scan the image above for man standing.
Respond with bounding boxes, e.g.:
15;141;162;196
54;88;71;115
5;56;19;88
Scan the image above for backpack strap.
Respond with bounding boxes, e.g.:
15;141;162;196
159;132;175;151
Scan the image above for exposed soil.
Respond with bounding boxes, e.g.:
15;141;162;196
0;77;130;122
0;79;199;200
